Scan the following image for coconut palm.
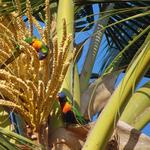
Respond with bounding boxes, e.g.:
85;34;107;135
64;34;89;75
0;0;150;150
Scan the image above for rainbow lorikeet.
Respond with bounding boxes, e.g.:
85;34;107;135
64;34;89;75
57;92;87;125
24;37;48;60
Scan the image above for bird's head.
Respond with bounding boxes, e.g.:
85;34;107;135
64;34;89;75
57;92;72;113
57;92;67;103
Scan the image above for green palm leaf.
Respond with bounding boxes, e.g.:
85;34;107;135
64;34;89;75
0;127;44;150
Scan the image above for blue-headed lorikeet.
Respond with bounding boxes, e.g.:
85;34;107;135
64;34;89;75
57;92;87;125
24;37;48;60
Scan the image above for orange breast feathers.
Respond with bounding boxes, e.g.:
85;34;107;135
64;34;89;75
31;39;42;50
62;102;72;114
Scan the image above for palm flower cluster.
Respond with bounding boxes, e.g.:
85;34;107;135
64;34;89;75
0;0;74;132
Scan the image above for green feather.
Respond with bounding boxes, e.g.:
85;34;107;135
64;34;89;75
24;37;34;44
72;107;86;124
41;45;48;53
64;96;86;124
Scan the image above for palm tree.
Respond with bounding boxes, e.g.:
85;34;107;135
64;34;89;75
0;0;150;149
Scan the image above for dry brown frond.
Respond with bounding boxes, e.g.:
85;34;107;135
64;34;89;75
26;0;33;36
60;19;67;48
0;50;10;64
14;0;27;37
62;34;72;62
53;37;58;65
0;22;15;39
15;15;28;39
14;0;22;15
0;14;18;39
0;85;17;101
19;40;39;81
0;99;21;110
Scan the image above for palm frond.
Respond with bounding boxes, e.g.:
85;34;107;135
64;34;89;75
0;127;43;150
